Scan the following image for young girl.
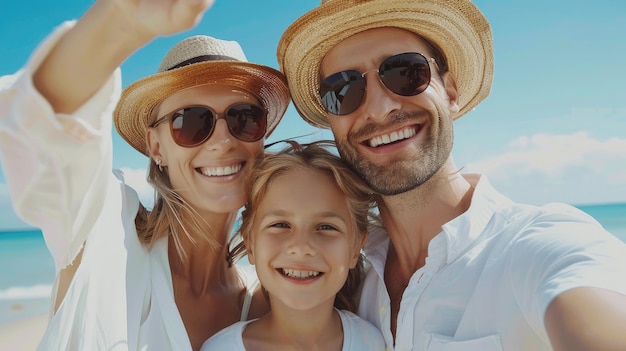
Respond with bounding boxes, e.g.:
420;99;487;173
201;140;385;350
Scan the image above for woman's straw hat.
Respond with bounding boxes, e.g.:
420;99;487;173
115;35;290;155
277;0;493;128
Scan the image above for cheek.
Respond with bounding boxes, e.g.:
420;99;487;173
251;235;280;262
328;239;358;267
424;82;453;110
328;116;352;139
247;140;264;158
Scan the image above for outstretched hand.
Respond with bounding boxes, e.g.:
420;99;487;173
111;0;215;39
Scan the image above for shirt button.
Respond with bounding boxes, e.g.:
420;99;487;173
379;305;386;314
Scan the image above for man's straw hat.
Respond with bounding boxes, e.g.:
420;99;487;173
277;0;493;128
115;35;290;155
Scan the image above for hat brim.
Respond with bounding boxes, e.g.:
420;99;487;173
114;61;290;155
277;0;493;129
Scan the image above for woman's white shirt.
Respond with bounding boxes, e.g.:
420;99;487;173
0;21;254;351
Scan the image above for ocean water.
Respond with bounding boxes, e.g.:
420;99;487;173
0;203;624;326
0;230;54;325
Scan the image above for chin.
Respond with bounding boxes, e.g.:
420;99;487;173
196;193;247;214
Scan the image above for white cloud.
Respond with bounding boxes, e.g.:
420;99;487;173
464;132;626;205
119;167;155;209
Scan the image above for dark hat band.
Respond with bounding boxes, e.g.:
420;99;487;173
167;55;241;71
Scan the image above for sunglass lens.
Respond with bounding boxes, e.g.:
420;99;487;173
319;70;366;115
171;107;215;146
380;52;431;96
225;104;267;142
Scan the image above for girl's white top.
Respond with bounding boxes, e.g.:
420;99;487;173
200;309;386;351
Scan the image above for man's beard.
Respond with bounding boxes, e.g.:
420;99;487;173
336;112;452;196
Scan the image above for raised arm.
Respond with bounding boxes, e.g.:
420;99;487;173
34;0;214;113
0;0;215;297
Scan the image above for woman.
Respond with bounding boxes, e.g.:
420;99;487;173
0;0;289;350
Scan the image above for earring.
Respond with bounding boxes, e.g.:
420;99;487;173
154;158;163;172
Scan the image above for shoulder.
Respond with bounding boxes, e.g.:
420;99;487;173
476;199;626;290
481;198;616;253
200;321;251;351
337;309;376;331
502;202;618;252
488;201;626;276
502;202;626;299
471;176;606;241
337;310;385;350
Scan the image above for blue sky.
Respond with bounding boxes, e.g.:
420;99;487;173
1;0;625;230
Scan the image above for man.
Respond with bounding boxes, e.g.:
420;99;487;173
277;0;626;350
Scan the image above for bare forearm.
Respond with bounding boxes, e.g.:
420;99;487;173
33;1;153;114
546;288;626;351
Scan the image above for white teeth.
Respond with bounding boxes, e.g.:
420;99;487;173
368;126;416;147
200;163;243;177
281;268;320;278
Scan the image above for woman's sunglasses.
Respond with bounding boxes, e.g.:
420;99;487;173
319;52;436;116
150;103;268;147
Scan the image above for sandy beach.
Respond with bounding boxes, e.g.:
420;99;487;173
0;314;47;351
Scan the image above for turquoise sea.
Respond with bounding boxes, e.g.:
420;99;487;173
0;203;625;326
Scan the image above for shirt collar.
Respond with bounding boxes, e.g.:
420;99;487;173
363;225;390;277
441;174;513;264
364;175;513;268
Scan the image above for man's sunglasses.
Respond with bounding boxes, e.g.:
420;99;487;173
150;103;268;147
319;52;436;116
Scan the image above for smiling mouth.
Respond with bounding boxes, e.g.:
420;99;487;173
279;268;322;279
367;125;420;148
197;162;244;177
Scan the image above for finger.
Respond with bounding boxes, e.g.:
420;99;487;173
182;0;215;11
178;0;215;23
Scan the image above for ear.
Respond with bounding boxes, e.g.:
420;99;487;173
244;235;255;266
442;72;459;114
146;128;165;163
349;231;368;268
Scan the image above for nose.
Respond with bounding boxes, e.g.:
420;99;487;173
287;229;316;257
359;70;402;122
203;118;235;151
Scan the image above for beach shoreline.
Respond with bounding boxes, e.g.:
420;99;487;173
0;314;47;351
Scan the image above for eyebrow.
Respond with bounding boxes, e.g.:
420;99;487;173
261;209;348;224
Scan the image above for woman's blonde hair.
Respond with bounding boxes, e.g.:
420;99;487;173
231;140;377;312
134;160;221;261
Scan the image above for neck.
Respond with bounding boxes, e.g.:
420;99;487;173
255;300;342;347
377;158;475;277
168;210;240;296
